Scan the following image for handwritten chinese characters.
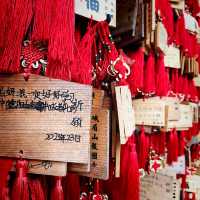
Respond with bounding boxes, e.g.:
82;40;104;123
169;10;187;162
0;87;83;113
0;74;92;163
82;108;110;180
132;99;166;126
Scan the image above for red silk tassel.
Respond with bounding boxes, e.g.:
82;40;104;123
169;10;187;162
138;127;148;169
127;48;144;96
46;0;74;80
0;0;13;55
31;0;52;42
143;51;156;96
156;52;170;97
127;142;139;200
65;173;80;200
92;180;103;200
0;158;13;200
171;69;179;94
71;23;95;85
159;131;166;155
167;129;174;165
0;0;33;73
172;129;179;162
29;177;46;200
51;177;64;200
11;160;29;200
120;136;139;200
179;131;186;156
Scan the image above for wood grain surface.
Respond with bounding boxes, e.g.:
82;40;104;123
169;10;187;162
0;74;92;163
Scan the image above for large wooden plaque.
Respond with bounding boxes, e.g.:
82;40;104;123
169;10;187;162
0;74;92;163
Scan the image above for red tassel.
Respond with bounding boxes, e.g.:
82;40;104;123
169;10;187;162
0;1;13;55
125;137;140;200
11;160;29;200
179;131;186;156
0;158;13;200
138;127;148;169
65;173;80;200
167;129;174;165
92;180;103;200
0;0;33;73
71;23;96;85
120;136;139;200
46;0;74;80
171;69;179;94
143;51;156;96
159;131;166;155
156;52;170;97
31;0;52;42
51;177;64;200
172;128;179;162
29;177;46;200
127;48;144;96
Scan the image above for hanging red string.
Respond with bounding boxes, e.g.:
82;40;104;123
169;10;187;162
179;131;186;156
64;173;80;200
120;135;140;200
46;0;74;80
29;177;46;200
0;158;13;200
156;52;170;97
31;0;52;42
138;126;149;169
127;48;144;96
143;51;156;96
0;0;33;73
50;177;64;200
11;160;29;200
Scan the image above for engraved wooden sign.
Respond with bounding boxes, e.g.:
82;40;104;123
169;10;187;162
75;108;110;180
0;74;92;163
115;86;135;144
12;160;67;176
132;99;166;126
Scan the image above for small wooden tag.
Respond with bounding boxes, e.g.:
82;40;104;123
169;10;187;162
79;108;110;180
0;74;92;163
155;21;168;54
133;98;166;126
115;86;135;144
166;104;193;130
11;160;67;176
164;45;181;69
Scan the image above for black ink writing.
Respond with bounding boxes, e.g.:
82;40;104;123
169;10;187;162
28;161;53;170
71;117;82;127
45;133;81;143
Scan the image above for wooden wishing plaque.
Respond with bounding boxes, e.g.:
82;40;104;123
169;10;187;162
12;160;67;176
0;74;92;163
115;86;135;144
132;98;166;126
81;108;110;180
166;104;193;130
71;108;110;180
